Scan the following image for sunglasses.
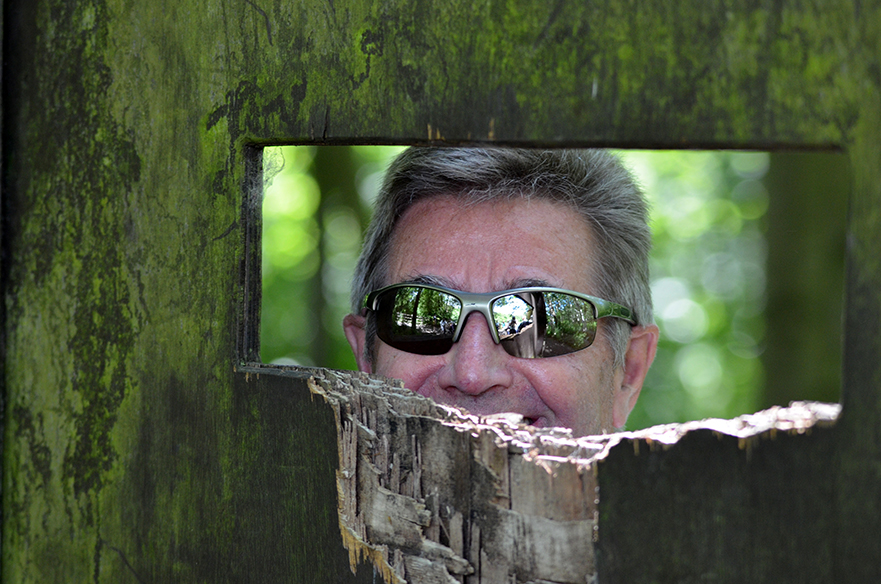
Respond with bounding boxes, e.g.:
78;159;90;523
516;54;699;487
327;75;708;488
364;283;635;359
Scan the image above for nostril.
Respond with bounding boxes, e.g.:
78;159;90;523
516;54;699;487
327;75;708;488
439;313;515;397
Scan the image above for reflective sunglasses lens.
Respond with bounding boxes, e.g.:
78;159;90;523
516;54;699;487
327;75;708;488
542;292;597;357
375;287;460;355
493;291;597;358
493;293;542;358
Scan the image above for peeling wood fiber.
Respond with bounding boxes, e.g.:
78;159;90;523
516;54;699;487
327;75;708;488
307;368;601;584
303;367;839;584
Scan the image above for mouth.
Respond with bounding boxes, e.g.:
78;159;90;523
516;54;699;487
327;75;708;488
480;412;542;428
513;413;550;429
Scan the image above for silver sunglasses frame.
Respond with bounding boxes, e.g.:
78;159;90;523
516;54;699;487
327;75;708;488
364;282;635;347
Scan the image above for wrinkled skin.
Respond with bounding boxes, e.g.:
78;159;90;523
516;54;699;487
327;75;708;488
345;196;658;436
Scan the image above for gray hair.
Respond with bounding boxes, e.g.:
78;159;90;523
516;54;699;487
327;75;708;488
350;147;653;368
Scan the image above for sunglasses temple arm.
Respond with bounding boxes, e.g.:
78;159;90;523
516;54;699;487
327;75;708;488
594;299;636;325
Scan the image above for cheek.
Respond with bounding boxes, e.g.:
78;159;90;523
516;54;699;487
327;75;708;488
374;344;440;391
525;359;590;409
526;355;615;427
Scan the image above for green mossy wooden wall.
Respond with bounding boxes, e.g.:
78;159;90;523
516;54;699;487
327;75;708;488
2;0;879;582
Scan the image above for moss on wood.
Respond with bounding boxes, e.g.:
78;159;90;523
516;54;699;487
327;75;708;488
2;0;879;581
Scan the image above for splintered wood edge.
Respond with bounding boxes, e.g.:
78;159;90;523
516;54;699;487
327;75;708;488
307;374;405;584
598;400;843;459
305;369;608;583
301;366;840;583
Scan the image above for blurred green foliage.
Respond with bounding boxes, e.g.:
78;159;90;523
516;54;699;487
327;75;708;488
620;151;769;429
261;146;833;430
261;146;404;371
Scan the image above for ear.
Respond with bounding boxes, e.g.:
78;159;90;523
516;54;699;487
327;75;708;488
343;313;373;373
612;323;660;429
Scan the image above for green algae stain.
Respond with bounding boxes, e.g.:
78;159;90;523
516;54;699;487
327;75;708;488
11;406;53;490
8;0;145;521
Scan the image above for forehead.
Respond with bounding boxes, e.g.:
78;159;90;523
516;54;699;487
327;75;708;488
387;195;598;292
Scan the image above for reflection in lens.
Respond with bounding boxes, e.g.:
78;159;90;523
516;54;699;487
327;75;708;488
378;287;460;355
493;294;539;358
492;295;534;337
542;293;596;357
376;286;601;359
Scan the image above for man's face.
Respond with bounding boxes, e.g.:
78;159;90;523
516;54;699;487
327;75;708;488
345;195;657;436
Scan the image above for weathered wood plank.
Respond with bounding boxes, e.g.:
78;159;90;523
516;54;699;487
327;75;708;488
2;0;879;582
596;405;843;583
300;367;841;583
201;0;861;148
305;367;602;583
837;73;881;581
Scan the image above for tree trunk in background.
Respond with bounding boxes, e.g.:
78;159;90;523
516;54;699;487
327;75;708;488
762;152;849;408
310;147;361;366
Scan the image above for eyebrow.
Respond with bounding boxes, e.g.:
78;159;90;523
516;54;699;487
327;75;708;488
404;274;451;287
399;274;555;292
510;277;553;289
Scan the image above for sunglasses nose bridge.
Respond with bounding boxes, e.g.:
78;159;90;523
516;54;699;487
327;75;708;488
451;299;501;345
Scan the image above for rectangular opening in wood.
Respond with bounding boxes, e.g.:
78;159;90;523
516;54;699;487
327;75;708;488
254;145;846;430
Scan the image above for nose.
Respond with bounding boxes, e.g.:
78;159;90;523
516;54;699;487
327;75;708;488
436;312;513;396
